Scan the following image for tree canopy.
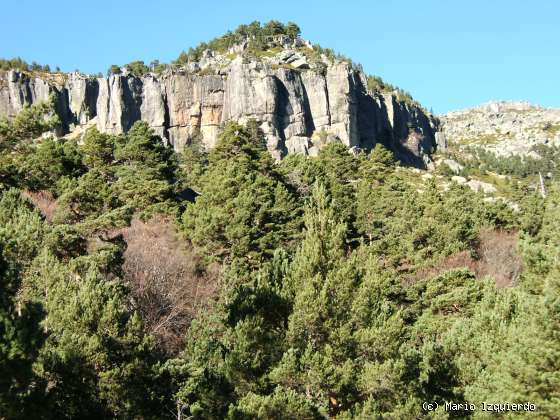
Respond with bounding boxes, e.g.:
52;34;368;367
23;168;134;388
0;99;558;418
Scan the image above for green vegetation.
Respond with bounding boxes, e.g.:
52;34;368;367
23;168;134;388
0;95;60;149
1;96;559;418
0;57;56;73
366;74;398;93
270;63;296;71
124;60;150;76
174;21;301;64
181;122;300;268
542;121;560;136
456;133;501;146
107;64;122;76
474;133;500;144
450;144;560;180
367;75;420;107
106;21;303;75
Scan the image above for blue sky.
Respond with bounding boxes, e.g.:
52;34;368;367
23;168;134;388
2;0;558;113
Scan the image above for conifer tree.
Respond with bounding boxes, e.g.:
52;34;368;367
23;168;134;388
0;247;44;418
27;251;164;418
182;122;300;266
113;121;178;216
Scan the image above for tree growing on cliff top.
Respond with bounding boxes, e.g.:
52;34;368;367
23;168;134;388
0;57;54;73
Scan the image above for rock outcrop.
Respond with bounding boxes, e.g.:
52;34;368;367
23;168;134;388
438;101;560;156
0;55;438;165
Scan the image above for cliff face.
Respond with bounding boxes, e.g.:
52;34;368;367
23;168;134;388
0;57;438;165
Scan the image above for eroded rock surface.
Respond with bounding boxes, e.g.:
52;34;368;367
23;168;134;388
0;56;438;165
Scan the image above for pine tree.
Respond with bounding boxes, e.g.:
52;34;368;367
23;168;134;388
272;185;412;417
81;128;115;170
17;138;84;192
27;250;164;418
0;189;47;417
182;122;300;266
113;121;178;216
0;247;44;418
0;96;60;149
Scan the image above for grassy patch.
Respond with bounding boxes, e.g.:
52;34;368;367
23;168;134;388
475;172;514;196
542;122;560;136
197;67;217;76
271;63;296;70
476;134;500;145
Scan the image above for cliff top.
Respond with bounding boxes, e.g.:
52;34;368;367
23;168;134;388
0;21;424;110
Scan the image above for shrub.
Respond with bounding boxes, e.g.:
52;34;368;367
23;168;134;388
124;60;150;76
107;64;121;76
118;216;219;355
413;228;522;287
0;57;55;73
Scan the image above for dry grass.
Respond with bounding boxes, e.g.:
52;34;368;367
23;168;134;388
414;228;523;287
476;228;523;287
118;215;221;355
22;190;58;222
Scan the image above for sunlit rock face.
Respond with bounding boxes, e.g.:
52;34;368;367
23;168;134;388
0;52;438;166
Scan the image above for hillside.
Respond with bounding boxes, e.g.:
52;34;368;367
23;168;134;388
438;100;560;156
425;101;560;201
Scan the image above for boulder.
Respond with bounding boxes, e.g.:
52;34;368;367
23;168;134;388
442;159;464;174
466;179;497;194
451;175;468;185
291;58;310;69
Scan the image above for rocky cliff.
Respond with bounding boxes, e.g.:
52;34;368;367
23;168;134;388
0;49;438;165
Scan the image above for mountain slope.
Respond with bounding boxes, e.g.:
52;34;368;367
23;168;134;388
426;101;560;204
438;101;560;156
